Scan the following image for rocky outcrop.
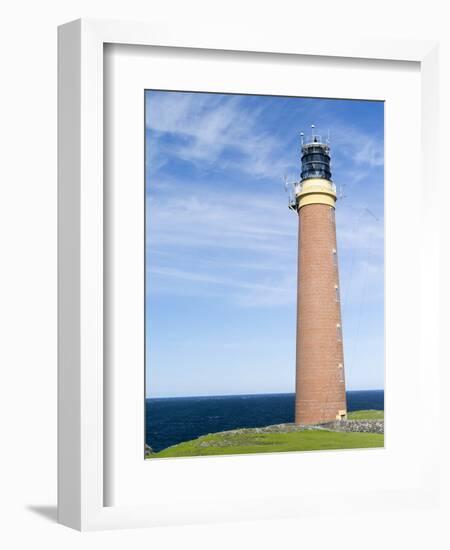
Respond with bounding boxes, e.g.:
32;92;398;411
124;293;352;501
200;419;383;437
318;420;384;434
145;444;155;457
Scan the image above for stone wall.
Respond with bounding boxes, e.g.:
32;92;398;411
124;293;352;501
205;419;384;437
319;420;384;434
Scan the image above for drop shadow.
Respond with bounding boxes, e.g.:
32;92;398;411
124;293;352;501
27;505;58;523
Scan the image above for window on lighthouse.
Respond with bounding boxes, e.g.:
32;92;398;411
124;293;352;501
336;324;342;341
329;207;335;225
335;285;340;302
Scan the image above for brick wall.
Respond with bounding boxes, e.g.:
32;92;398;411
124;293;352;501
295;202;347;424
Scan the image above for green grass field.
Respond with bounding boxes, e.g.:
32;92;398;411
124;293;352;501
147;410;384;459
347;409;384;420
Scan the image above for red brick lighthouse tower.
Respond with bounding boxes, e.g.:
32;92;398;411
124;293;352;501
288;127;347;425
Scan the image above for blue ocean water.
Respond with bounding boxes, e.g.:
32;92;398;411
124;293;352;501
145;390;384;452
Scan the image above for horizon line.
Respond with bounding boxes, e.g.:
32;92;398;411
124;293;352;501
145;388;384;400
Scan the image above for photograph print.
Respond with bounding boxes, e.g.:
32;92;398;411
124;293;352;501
144;90;384;459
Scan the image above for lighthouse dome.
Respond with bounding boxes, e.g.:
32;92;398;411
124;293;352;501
300;138;332;182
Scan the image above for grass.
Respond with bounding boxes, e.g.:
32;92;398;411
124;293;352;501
149;431;384;458
148;410;384;459
347;409;384;420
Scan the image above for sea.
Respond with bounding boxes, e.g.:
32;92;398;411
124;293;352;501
145;390;384;452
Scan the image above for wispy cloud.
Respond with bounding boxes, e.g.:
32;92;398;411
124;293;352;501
148;265;297;308
146;91;384;198
146;178;299;307
331;125;384;169
146;181;296;253
146;176;383;309
146;91;296;179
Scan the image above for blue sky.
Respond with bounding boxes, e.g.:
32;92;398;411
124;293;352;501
145;91;384;398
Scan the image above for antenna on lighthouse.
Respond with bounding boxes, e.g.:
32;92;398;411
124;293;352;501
338;183;346;199
300;132;304;145
283;174;299;211
365;208;379;222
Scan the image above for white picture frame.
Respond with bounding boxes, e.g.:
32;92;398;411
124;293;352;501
58;18;440;531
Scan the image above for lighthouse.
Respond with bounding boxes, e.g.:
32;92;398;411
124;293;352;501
288;127;347;425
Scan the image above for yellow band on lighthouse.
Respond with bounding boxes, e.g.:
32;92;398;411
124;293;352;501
297;178;337;209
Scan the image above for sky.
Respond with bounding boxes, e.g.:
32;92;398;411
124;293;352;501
145;90;384;398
